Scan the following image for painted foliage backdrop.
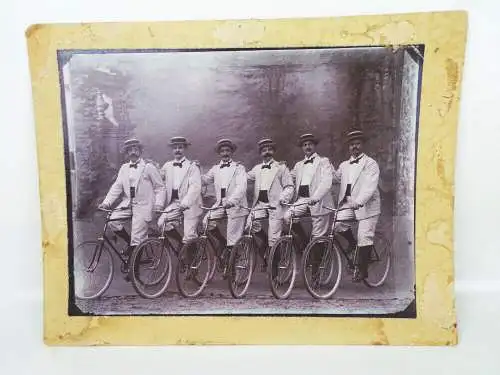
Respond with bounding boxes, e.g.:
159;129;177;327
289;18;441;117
64;47;417;221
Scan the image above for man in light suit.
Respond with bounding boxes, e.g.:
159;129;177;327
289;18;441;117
99;138;165;257
284;133;334;243
334;129;381;281
246;138;294;266
201;139;248;251
157;136;203;244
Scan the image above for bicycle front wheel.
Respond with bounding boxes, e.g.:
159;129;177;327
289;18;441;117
267;237;297;299
73;241;114;299
363;232;391;288
176;238;212;298
302;237;342;299
129;238;173;299
228;236;255;299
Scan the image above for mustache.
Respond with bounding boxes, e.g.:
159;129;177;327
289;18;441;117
263;152;272;157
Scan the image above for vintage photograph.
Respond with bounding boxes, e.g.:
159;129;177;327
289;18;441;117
59;45;423;317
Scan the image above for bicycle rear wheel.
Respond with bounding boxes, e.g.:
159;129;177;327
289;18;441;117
73;241;114;299
363;232;391;288
129;238;173;299
228;236;255;299
176;238;212;297
267;237;297;299
302;237;342;299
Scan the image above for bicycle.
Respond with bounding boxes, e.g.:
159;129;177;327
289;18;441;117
266;201;313;300
174;205;225;298
301;206;392;299
227;204;276;299
127;207;183;299
73;206;133;299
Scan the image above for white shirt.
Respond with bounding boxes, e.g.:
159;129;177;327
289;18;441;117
347;153;365;184
259;159;275;190
300;152;318;186
129;158;143;187
172;157;186;189
219;159;234;188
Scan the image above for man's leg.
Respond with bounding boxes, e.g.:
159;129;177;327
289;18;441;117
183;215;200;243
226;215;246;248
108;209;132;247
354;215;380;281
204;208;227;248
283;199;309;246
158;202;183;244
334;206;357;252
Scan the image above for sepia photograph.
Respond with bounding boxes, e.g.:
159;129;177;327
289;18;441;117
59;45;422;317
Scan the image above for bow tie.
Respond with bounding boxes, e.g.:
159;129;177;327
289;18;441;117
173;161;184;168
304;157;315;165
261;163;272;169
350;156;363;164
220;162;231;169
129;162;138;169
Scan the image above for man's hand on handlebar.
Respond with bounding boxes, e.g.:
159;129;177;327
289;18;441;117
98;202;110;210
308;198;319;206
223;201;235;209
347;197;363;210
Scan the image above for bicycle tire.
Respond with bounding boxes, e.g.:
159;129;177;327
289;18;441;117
363;232;391;288
129;238;173;299
302;237;342;300
267;237;297;300
228;236;255;299
73;240;114;300
176;238;211;298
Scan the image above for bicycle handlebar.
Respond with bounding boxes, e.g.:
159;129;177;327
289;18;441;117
239;205;276;211
98;206;130;213
281;202;310;208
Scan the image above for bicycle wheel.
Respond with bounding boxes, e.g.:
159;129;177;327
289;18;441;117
129;238;173;299
302;237;342;299
267;237;297;299
176;238;212;297
364;232;391;288
228;236;255;299
73;241;114;299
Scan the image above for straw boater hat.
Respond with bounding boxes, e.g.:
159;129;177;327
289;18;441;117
169;136;191;147
297;133;319;147
257;138;277;151
215;138;237;153
123;138;143;151
345;129;366;143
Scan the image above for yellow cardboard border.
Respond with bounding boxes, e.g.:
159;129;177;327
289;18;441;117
26;10;467;346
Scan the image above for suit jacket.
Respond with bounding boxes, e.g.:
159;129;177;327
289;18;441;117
291;154;334;215
159;158;203;219
247;160;294;219
334;153;381;220
202;160;248;218
102;159;166;222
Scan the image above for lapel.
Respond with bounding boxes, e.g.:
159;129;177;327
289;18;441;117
166;162;174;192
178;160;193;191
226;163;238;189
255;164;262;190
267;161;280;190
134;161;147;190
296;161;304;191
123;164;130;194
350;154;368;187
309;154;321;184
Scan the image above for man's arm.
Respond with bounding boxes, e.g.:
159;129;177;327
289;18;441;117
279;165;294;204
247;165;257;182
226;164;248;206
353;159;380;206
310;158;334;202
201;165;215;186
180;164;202;209
101;167;124;208
147;163;166;210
